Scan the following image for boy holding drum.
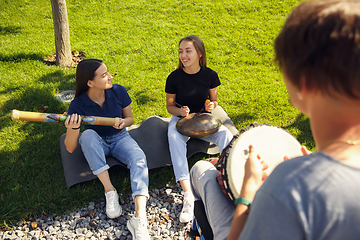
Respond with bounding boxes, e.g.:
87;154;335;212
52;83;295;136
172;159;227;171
190;0;360;239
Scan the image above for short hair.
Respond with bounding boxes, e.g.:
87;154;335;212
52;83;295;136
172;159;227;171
75;59;103;97
274;0;360;99
177;35;207;69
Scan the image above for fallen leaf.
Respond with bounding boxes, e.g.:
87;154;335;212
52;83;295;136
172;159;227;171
164;199;174;203
89;221;97;228
38;106;49;112
162;213;173;221
89;209;95;219
31;222;39;230
149;217;155;225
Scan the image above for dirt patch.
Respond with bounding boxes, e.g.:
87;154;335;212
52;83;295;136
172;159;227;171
43;51;86;67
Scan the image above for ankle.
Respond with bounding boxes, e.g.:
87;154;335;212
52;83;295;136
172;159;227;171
105;187;115;193
135;210;147;219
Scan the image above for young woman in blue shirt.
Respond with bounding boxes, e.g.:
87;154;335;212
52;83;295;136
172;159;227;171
64;59;150;239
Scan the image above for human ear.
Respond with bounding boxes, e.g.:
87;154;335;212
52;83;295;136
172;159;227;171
87;80;93;88
297;75;308;100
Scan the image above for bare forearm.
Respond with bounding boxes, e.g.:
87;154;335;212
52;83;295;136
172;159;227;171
226;204;250;240
227;183;257;239
167;105;182;116
212;100;218;109
122;116;133;128
64;129;80;153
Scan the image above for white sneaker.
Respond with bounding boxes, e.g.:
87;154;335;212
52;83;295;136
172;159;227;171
180;197;194;223
127;215;150;240
105;189;122;219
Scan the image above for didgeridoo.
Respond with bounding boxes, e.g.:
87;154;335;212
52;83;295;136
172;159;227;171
11;110;121;127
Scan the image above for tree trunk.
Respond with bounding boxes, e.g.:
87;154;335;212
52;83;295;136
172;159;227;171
50;0;72;67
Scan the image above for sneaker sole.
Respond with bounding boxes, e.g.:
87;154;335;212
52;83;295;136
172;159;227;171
127;220;135;238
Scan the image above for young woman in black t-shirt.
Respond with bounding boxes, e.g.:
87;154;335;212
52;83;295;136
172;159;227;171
165;35;233;223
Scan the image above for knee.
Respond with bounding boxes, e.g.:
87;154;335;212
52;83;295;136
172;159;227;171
220;128;233;145
190;161;215;177
221;127;233;138
132;150;148;169
80;129;98;139
79;129;100;145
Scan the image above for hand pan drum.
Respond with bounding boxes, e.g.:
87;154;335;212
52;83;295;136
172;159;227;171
176;112;222;138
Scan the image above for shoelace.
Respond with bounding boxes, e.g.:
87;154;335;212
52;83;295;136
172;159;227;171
135;218;148;235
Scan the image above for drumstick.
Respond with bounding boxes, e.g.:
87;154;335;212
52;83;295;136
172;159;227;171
168;98;183;108
199;99;211;112
11;109;121;127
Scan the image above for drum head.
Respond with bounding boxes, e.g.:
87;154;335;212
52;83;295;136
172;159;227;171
226;124;302;200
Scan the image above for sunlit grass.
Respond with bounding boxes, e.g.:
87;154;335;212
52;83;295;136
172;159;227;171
0;0;309;227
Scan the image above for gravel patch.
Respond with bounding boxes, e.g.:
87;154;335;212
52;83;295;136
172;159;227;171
1;184;192;240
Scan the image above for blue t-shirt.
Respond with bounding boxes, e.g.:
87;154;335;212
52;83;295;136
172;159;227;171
68;84;132;137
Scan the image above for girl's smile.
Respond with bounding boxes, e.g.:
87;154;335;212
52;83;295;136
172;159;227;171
179;40;202;74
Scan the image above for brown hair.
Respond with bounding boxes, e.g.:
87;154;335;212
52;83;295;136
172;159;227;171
75;59;103;97
177;35;207;69
274;0;360;99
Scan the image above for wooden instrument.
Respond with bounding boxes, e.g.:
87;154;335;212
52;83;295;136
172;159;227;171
11;110;120;127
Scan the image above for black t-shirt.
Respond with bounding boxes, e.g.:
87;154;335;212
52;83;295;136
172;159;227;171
165;67;221;113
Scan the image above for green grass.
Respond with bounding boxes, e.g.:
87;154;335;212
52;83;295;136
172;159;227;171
0;0;312;228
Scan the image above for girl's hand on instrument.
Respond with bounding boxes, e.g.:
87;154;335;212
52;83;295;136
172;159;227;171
284;145;312;160
65;113;81;130
241;145;268;199
180;106;190;117
113;118;125;129
205;100;215;112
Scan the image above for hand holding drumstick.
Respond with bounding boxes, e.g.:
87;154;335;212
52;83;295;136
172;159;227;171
168;98;190;117
204;99;214;112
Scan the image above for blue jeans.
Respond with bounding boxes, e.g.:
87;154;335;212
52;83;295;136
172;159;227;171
79;128;149;199
168;115;233;182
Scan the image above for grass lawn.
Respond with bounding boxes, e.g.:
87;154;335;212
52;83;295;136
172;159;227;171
0;0;312;228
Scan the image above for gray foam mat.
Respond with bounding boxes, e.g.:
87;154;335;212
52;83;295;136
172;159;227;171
59;106;238;188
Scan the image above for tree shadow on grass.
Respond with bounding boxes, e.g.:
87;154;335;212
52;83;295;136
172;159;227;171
133;89;157;105
0;52;44;63
227;112;256;131
0;25;21;35
0;72;91;225
283;113;315;150
37;70;76;92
